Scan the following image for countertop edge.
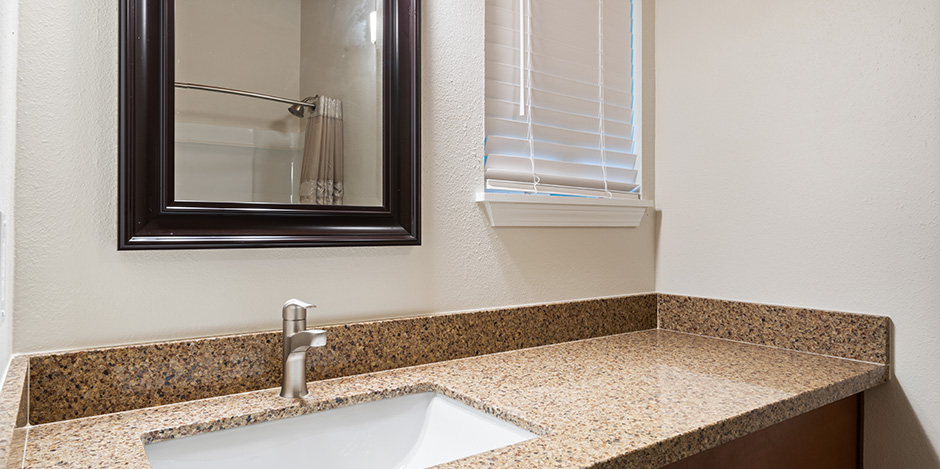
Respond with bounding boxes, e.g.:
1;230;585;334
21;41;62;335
0;356;28;469
590;364;888;468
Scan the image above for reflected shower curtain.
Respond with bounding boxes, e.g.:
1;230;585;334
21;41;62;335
299;96;344;205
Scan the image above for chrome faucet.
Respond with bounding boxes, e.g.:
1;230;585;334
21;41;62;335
280;299;327;398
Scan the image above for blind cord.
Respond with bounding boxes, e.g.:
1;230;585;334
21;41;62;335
518;0;526;117
524;0;539;193
598;0;611;199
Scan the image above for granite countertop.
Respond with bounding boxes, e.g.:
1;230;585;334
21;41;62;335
17;329;887;468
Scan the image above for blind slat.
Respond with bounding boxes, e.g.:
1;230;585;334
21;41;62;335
486;97;633;135
486;152;637;172
486;136;636;167
485;170;639;193
486;33;631;84
486;117;633;153
486;179;640;198
486;80;633;125
486;51;632;94
486;99;632;134
486;154;638;180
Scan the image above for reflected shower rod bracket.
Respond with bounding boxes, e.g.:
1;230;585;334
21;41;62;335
174;82;317;117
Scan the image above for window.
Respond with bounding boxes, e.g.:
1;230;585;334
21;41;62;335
478;0;651;227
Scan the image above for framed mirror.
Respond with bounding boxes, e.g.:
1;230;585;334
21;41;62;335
119;0;419;249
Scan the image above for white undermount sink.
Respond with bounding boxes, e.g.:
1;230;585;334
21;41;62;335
144;392;539;469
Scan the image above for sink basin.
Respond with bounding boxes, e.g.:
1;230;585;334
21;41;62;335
145;392;538;468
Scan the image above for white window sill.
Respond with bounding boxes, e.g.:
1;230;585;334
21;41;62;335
476;192;654;228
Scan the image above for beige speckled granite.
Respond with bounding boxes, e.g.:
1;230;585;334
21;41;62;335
0;357;28;469
8;295;891;467
29;294;657;425
658;294;890;364
4;429;25;469
18;330;887;468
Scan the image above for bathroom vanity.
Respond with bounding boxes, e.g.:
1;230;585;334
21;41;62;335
0;295;889;467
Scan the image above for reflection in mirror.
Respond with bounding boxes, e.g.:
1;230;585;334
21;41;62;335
174;0;383;206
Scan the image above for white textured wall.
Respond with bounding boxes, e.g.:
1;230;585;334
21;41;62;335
0;0;17;380
13;0;655;353
655;0;940;466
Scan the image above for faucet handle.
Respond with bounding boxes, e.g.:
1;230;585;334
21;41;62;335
283;299;316;321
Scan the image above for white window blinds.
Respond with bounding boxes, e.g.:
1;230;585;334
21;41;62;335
485;0;638;199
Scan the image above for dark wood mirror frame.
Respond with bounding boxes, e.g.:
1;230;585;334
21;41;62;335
119;0;420;250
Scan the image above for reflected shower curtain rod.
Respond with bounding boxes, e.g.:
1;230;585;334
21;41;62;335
174;82;317;109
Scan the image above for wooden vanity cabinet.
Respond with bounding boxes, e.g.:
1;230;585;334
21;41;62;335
664;394;863;469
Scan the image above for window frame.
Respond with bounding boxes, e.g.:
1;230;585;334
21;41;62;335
478;0;651;227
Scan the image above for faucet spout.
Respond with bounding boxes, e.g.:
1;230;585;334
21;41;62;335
279;299;327;398
288;329;327;353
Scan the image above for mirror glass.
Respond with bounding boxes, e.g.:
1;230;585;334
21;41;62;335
173;0;383;206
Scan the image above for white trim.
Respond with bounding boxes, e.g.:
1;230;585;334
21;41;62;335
476;192;652;227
